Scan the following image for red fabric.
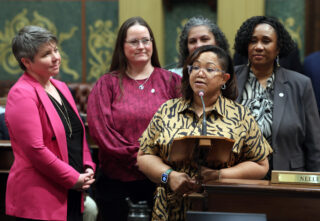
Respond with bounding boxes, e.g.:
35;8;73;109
5;73;95;220
87;68;181;181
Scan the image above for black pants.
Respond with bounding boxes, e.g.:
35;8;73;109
95;171;155;221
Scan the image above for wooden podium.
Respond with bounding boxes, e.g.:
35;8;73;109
188;178;320;221
169;135;234;169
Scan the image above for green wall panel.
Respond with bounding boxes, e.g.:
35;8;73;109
86;1;118;82
164;2;217;68
0;1;82;82
266;0;305;60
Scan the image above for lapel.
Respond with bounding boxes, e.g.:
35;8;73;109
22;74;69;162
51;79;86;142
272;67;288;146
50;79;81;122
235;65;249;102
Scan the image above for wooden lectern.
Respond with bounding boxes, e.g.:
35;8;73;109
168;135;234;182
169;135;234;167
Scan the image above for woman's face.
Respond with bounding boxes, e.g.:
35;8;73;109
22;41;61;78
187;25;216;55
189;51;229;98
124;24;153;66
248;23;279;68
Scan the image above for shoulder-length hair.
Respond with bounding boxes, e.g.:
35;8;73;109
181;45;238;101
234;16;296;58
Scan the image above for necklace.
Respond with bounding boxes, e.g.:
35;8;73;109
127;71;153;90
48;93;73;138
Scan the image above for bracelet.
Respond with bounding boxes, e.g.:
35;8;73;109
217;170;222;180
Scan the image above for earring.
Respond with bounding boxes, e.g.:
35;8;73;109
221;84;226;90
276;55;280;67
247;59;250;67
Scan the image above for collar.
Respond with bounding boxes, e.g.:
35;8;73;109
248;69;275;90
177;95;228;118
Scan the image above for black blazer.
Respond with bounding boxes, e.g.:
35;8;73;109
235;65;320;172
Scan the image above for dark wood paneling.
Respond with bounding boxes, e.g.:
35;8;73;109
305;0;320;56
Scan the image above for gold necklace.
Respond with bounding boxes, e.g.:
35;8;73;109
48;93;73;138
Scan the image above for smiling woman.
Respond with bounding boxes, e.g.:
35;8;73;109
86;17;181;221
234;16;320;179
169;16;229;77
6;25;95;221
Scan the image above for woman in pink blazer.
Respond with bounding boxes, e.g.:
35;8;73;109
5;26;95;221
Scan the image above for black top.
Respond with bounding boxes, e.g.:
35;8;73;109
48;90;83;173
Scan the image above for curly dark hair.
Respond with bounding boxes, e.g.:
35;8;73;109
234;16;296;58
178;16;230;68
181;45;237;101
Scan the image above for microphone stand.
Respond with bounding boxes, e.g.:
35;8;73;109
194;91;212;183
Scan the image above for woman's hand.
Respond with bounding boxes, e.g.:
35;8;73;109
201;166;220;183
73;171;95;191
168;171;201;195
85;167;94;180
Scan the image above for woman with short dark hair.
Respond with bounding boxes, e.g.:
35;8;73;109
6;25;95;221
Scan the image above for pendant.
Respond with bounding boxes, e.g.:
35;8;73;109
139;85;144;90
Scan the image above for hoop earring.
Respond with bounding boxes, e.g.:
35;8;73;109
276;55;280;67
221;84;226;90
247;59;250;67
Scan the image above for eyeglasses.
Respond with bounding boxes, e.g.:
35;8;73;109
125;38;153;47
187;65;225;76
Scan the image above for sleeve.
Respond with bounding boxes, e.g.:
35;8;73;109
302;79;320;171
168;71;182;99
5;88;79;189
139;103;165;156
87;77;140;169
241;110;273;162
83;141;96;171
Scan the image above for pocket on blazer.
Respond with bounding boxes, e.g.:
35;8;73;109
290;155;305;170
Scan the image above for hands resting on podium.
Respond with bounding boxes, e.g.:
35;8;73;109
167;167;220;196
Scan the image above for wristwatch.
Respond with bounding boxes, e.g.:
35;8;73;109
161;168;173;184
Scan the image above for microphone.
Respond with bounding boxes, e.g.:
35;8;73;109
198;90;207;135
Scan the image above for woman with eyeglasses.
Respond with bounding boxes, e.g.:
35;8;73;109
137;45;272;221
87;17;181;221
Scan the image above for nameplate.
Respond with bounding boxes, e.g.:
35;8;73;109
271;170;320;185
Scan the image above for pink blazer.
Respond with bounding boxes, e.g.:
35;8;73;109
5;73;96;221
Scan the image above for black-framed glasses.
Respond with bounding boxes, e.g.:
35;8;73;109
187;65;225;76
125;38;153;47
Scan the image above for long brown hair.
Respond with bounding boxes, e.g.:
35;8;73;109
109;16;161;92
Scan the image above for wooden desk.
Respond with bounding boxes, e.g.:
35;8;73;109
190;179;320;221
0;140;13;221
0;140;12;173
